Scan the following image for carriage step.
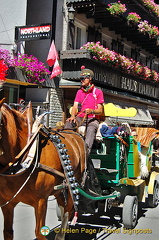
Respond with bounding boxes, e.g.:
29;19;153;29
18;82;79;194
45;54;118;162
96;168;119;174
91;159;118;174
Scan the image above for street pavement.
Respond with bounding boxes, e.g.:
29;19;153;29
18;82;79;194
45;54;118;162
0;197;158;240
0;196;60;240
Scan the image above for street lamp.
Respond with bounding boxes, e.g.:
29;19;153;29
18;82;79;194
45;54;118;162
68;5;75;22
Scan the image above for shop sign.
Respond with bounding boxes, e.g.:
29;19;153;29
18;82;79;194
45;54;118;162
62;56;159;99
121;76;158;98
15;23;51;41
92;63;159;98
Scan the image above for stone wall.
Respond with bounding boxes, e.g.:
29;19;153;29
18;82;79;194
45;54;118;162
49;88;64;127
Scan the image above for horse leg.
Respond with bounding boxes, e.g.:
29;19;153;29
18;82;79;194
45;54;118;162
34;198;48;240
55;194;74;240
1;202;17;240
55;208;69;240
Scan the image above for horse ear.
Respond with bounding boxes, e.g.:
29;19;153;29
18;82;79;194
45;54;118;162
22;101;33;137
0;98;5;107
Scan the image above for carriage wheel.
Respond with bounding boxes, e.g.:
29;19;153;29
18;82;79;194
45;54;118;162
122;195;138;229
148;180;159;208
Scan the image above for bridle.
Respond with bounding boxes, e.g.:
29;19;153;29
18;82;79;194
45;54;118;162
0;111;2;139
0;111;4;157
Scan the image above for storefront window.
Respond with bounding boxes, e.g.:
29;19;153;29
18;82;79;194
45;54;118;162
0;84;19;104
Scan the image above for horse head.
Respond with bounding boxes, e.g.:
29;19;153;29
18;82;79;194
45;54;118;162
0;98;87;240
0;98;32;166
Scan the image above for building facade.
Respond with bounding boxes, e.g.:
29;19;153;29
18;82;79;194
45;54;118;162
1;0;159;128
58;0;159;128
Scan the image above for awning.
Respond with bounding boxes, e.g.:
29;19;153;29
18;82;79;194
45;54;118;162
106;105;154;126
5;79;36;86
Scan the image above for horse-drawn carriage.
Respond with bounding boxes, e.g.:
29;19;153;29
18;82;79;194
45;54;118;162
0;98;159;240
89;129;159;228
69;103;159;229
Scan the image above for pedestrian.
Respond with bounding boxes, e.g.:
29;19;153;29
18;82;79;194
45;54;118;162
64;66;104;153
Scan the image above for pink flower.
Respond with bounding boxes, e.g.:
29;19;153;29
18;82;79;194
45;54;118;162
81;42;159;82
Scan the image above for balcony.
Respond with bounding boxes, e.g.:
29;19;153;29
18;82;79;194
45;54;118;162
67;0;159;57
60;49;159;100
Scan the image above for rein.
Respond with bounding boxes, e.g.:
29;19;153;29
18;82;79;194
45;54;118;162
66;110;87;131
0;135;40;208
0;124;43;174
0;105;86;217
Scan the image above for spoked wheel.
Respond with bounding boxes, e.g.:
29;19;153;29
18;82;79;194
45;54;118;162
148;180;159;208
122;195;138;229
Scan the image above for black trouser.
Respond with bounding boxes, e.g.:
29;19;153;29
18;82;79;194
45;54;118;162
64;117;99;153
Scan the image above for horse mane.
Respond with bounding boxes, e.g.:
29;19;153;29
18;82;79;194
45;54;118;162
1;104;18;148
1;104;28;160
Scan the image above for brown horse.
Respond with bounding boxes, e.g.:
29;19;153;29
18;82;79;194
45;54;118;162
0;98;86;240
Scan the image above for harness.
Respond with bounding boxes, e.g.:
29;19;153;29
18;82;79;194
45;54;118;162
0;117;87;223
0;112;120;224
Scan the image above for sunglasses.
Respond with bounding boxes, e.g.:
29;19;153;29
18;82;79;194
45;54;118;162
80;75;91;81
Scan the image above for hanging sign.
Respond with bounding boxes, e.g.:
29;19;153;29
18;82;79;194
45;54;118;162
15;23;51;41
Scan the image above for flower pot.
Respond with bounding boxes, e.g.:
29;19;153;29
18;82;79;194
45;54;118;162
15;67;28;82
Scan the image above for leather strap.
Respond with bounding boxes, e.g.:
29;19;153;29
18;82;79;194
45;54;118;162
0;124;42;174
38;163;65;178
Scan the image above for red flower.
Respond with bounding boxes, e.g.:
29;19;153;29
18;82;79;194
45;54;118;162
0;59;8;83
81;65;85;70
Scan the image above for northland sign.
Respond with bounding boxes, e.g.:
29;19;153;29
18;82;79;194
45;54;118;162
15;23;51;41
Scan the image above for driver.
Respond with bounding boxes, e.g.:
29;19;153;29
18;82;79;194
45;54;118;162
64;66;104;153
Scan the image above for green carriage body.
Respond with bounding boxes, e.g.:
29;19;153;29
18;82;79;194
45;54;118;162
90;135;153;201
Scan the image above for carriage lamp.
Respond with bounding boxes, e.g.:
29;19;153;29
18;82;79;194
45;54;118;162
68;5;75;22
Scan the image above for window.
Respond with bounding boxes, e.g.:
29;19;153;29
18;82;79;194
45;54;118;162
146;57;151;68
102;40;107;48
131;48;141;62
112;39;118;52
102;33;112;49
76;27;82;49
111;39;124;54
74;21;87;49
118;42;124;55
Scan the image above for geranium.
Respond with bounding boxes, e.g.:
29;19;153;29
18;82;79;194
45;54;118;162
81;42;159;82
116;54;133;72
13;54;50;84
132;61;143;75
148;25;159;38
126;12;141;23
0;60;8;86
142;66;152;80
138;20;150;33
141;0;159;18
138;20;159;38
106;1;127;16
81;42;117;64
